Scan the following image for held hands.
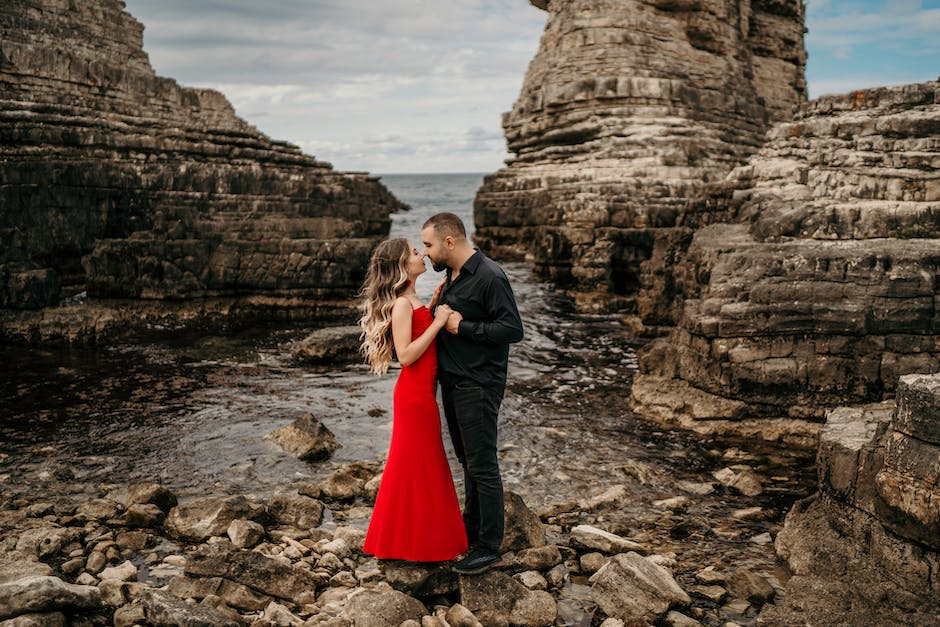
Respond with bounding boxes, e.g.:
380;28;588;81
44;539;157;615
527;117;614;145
433;304;453;328
445;310;463;334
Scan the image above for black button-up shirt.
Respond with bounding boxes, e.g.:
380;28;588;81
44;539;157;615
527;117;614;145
435;250;524;390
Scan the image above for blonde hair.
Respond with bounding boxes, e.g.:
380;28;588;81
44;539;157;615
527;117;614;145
359;238;411;374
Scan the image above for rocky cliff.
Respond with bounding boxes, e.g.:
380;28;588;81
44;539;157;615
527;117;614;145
757;373;940;624
0;0;405;342
474;0;806;313
631;81;940;440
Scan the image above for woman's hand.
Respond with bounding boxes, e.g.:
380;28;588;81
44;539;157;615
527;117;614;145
434;304;452;328
428;279;445;308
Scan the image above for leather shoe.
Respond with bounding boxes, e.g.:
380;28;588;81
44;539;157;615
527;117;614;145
452;547;504;575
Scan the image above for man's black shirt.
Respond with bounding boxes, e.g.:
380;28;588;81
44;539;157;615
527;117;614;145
435;250;524;389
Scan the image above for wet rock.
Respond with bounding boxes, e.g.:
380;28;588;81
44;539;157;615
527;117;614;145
184;541;319;602
227;520;265;549
589;552;691;625
501;491;546;552
0;611;66;626
268;495;325;529
99;561;137;583
726;569;774;606
459;570;556;627
712;467;764;497
292;326;362;365
107;483;178;514
444;603;482;627
381;562;457;598
265;414;341;462
117;587;243;627
121;503;165;528
167;575;271;612
513;545;562;572
0;576;101;619
568;525;644;555
318;463;381;502
166;495;267;542
343;587;426;627
262;600;304;626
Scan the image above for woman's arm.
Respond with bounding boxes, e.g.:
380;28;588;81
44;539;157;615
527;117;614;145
392;297;451;367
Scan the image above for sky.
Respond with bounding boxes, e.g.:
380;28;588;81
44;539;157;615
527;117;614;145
121;0;940;174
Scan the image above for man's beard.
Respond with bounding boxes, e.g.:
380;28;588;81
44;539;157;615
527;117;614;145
432;261;447;273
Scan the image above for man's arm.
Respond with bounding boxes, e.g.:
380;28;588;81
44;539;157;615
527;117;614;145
456;274;524;345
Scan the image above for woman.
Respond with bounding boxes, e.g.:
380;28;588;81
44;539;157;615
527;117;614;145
359;238;468;561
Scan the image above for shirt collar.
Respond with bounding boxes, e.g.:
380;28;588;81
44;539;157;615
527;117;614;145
461;249;483;275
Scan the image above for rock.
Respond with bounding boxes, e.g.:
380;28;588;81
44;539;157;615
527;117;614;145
578;485;628;512
107;483;178;514
14;528;81;561
343;588;426;627
265;415;341;462
99;561;137;583
730;507;764;521
653;496;689;511
444;603;482;627
676;481;715;496
381;562;458;598
568;525;644;555
0;576;101;619
116;587;243;627
578;553;606;574
501;491;547;552
332;527;366;553
694;567;726;585
514;570;548;591
318;463;381;501
712;467;764;497
184;541;319;602
459;570;556;627
0;611;66;626
166;495;267;542
726;569;774;606
167;575;271;612
513;545;562;572
292;326;362;365
589;552;691;624
688;584;727;603
663;611;702;627
544;564;568;590
75;499;122;521
227;520;265;549
84;552;107;575
121;503;165;528
262;600;304;626
267;495;325;529
115;531;151;551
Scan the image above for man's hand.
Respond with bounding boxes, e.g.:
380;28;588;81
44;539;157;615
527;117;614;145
445;310;463;334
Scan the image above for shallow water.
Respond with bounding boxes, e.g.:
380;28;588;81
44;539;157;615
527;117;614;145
0;173;815;623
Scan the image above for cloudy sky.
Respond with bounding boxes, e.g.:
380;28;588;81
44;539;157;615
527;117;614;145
121;0;939;174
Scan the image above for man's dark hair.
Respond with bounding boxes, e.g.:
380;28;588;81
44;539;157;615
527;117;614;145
423;212;467;239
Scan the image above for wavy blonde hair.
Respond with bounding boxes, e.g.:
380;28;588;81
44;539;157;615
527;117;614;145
359;238;411;374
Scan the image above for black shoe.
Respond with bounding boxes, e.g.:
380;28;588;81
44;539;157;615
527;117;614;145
452;547;505;575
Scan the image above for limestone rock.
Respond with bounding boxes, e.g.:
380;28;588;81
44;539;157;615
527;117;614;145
99;561;137;583
0;576;101;620
459;570;556;627
183;542;319;602
227;520;265;549
106;483;178;513
501;491;547;552
116;587;243;627
725;569;774;606
318;462;381;502
0;611;66;626
513;545;562;572
292;326;362;365
265;415;341;462
444;603;482;627
267;494;326;529
166;575;271;612
343;588;426;627
0;0;405;343
166;495;267;542
589;552;691;624
568;525;644;554
381;562;458;598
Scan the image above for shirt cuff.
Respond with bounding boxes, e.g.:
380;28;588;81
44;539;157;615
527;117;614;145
457;320;472;337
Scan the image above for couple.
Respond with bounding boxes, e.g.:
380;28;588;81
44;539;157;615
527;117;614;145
358;212;524;575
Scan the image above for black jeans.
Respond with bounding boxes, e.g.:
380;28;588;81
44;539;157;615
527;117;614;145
440;378;504;553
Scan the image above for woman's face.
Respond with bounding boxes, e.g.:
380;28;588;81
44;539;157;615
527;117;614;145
405;243;427;278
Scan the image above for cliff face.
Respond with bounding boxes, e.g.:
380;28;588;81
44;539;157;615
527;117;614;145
474;0;806;312
0;0;404;339
759;374;940;624
632;81;940;439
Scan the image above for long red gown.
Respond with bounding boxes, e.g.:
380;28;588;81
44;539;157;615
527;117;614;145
363;305;469;561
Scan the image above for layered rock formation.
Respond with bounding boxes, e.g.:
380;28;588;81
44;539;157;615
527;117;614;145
0;0;404;341
474;0;806;313
758;373;940;624
632;80;940;438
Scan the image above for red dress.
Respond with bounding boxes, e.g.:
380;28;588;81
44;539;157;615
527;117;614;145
364;306;469;561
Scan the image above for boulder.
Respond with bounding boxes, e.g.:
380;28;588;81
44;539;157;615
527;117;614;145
501;491;546;552
166;495;267;542
459;570;556;627
292;326;362;365
265;414;341;462
0;576;101;620
381;562;458;598
267;495;325;529
589;552;691;624
115;587;243;627
343;588;426;627
167;575;271;612
0;611;67;626
318;462;381;501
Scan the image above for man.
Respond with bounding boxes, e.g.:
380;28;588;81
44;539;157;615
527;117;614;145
421;212;524;575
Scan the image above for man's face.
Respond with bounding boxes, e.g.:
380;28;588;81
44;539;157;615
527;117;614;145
421;226;450;273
